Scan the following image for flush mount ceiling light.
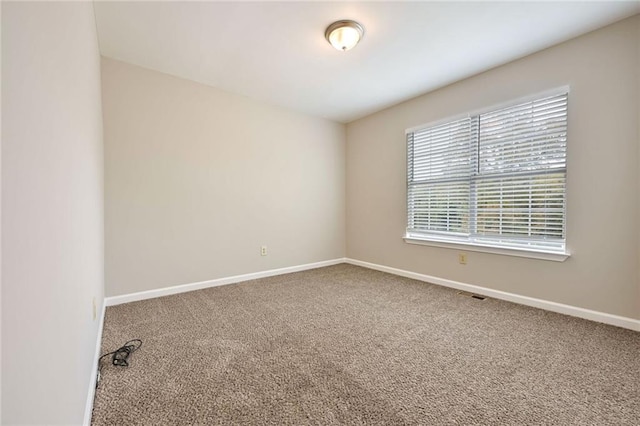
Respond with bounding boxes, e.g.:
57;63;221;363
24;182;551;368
325;20;364;52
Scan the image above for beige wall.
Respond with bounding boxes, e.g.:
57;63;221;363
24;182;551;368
346;15;640;320
1;2;104;424
102;58;346;297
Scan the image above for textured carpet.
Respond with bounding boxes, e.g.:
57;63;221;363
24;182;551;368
92;264;640;425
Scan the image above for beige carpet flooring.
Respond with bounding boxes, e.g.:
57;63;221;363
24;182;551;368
92;264;640;425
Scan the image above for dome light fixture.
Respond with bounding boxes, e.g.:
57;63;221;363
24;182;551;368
325;20;364;52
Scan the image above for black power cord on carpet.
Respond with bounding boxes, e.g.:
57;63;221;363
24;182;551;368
96;339;143;387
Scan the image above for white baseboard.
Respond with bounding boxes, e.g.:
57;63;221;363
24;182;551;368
83;300;106;426
103;256;639;329
345;258;640;332
105;258;347;306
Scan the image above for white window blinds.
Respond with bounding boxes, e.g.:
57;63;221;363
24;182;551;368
407;91;568;254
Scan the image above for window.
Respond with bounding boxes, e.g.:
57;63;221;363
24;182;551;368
405;91;568;259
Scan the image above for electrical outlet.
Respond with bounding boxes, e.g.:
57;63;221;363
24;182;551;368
458;253;467;265
92;297;97;321
261;245;267;256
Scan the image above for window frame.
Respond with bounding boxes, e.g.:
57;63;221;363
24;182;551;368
404;87;570;262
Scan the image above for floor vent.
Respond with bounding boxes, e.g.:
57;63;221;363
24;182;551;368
457;291;486;300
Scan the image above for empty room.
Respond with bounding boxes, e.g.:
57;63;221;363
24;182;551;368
2;1;640;425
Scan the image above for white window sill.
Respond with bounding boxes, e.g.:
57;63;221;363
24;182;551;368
403;235;570;262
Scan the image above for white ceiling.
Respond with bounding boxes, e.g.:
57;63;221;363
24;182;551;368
94;1;640;123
